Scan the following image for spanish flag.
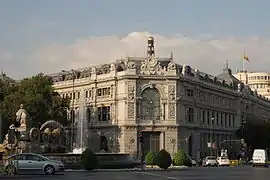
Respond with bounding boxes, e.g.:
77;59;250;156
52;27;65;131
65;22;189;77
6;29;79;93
243;52;249;61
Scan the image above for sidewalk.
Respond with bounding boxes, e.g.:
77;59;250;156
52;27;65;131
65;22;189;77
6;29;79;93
65;166;188;172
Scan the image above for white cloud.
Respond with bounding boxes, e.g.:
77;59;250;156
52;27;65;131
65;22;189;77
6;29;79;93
8;32;270;78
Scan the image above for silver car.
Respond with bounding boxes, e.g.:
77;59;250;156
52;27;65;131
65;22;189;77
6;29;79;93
4;153;64;175
203;156;218;167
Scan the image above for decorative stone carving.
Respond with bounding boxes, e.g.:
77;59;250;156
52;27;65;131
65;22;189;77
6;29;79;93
168;85;176;101
170;138;176;144
91;67;96;74
195;69;200;77
127;85;135;119
140;56;164;75
110;64;116;71
168;103;176;119
128;85;135;93
182;65;187;75
127;61;135;69
168;61;176;71
129;137;135;144
168;85;175;94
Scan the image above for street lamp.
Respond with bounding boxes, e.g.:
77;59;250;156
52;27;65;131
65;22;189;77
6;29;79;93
61;69;78;151
209;117;214;156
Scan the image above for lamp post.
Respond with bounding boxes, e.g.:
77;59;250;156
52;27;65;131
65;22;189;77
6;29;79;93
240;117;246;158
62;69;77;151
209;117;214;156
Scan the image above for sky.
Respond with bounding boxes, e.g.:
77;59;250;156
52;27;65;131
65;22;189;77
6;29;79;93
1;0;270;79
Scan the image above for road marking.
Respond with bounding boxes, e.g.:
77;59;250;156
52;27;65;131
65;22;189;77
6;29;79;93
137;171;179;180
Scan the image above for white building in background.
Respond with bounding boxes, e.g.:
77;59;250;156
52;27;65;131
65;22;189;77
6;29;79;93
49;37;270;159
234;71;270;99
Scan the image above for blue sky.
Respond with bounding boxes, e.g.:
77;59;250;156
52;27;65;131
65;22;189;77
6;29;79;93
1;0;270;78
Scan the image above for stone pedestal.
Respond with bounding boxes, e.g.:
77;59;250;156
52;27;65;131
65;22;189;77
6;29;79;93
16;127;40;153
18;141;40;153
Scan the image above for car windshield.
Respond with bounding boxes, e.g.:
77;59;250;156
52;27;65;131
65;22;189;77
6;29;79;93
221;157;228;159
207;156;216;160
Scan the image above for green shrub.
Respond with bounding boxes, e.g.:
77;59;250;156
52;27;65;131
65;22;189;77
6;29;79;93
80;149;98;170
0;165;4;173
155;149;172;170
145;151;156;165
173;149;191;166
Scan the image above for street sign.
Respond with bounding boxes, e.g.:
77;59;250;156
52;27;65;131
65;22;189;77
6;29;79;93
240;139;245;144
207;142;211;148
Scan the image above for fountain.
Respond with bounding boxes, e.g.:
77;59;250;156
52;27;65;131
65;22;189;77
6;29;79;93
41;90;140;169
0;104;41;155
72;89;88;154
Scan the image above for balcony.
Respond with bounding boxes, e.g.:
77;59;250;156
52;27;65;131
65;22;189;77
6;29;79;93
137;119;165;125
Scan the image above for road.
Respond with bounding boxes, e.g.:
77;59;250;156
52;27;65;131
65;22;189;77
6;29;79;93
1;166;270;180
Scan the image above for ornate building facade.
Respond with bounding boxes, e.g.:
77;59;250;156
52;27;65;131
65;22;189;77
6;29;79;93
50;37;270;159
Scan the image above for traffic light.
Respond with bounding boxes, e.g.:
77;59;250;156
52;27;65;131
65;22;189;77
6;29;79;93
139;133;144;144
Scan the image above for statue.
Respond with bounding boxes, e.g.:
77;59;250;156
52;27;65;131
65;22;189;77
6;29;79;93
15;104;28;130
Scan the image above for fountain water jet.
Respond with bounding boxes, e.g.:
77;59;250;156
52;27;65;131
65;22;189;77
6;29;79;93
72;90;88;154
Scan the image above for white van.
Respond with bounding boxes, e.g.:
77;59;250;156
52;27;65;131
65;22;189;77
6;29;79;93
252;149;268;167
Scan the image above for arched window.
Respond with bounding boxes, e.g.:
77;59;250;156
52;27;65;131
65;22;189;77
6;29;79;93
70;110;75;122
86;107;91;122
100;136;108;152
141;88;161;120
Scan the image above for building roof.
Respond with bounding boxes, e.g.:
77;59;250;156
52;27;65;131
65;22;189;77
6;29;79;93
216;63;241;89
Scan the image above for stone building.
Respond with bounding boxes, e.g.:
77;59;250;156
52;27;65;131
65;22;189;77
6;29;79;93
50;37;270;159
234;71;270;99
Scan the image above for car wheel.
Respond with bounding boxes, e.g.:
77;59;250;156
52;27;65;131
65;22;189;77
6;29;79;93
44;165;55;175
6;165;16;175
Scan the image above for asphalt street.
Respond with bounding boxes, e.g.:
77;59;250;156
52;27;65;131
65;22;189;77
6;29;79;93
1;166;270;180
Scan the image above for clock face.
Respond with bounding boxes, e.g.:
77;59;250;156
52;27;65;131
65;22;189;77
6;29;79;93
141;88;161;120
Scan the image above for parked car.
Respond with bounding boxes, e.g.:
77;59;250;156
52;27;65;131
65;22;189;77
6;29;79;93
202;156;218;167
217;156;230;167
4;153;65;175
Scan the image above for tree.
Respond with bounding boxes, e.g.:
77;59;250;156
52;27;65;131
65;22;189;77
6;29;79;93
236;117;270;150
155;149;172;170
0;73;70;127
173;149;190;166
145;151;156;166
